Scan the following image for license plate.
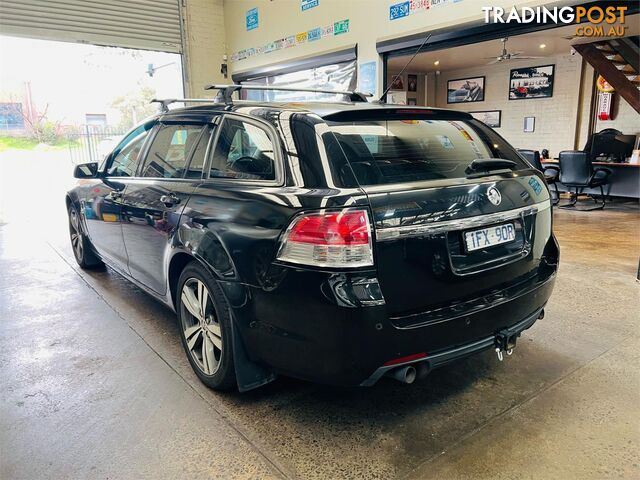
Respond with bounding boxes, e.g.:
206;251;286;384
464;223;516;252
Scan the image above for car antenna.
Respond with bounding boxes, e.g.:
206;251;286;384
378;33;432;104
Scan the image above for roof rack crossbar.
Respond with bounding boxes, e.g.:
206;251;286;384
204;84;371;103
151;98;217;112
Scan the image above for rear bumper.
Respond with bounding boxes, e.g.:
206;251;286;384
230;263;557;387
360;305;544;386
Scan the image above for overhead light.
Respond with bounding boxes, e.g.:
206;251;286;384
434;60;440;66
539;44;546;49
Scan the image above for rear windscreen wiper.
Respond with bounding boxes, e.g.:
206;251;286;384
466;158;516;176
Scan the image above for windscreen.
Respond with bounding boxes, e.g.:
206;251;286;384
326;118;527;186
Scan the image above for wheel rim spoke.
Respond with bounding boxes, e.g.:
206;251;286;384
205;327;222;350
181;278;222;376
202;334;216;374
181;288;202;321
198;281;208;319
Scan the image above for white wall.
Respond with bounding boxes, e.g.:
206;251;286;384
434;53;584;158
221;0;567;97
182;0;227;97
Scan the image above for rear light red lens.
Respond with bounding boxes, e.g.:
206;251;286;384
287;211;369;246
277;208;374;268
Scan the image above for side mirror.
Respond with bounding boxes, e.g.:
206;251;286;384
73;162;99;179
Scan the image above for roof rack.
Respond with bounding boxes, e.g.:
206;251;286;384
150;98;216;112
204;84;371;104
150;85;372;112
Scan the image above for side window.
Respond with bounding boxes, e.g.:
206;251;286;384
106;124;153;177
210;118;276;181
184;126;213;179
140;124;204;179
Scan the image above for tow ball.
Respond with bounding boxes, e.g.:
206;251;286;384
494;329;520;361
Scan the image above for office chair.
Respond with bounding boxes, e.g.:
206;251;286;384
558;150;611;210
518;149;560;205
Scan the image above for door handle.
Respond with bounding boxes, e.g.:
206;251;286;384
160;194;181;207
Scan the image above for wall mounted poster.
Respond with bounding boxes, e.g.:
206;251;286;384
447;76;485;103
408;74;417;92
388;74;405;91
509;65;554;100
470;110;501;128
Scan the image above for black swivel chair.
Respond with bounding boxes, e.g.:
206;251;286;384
518;149;560;205
558;150;611;210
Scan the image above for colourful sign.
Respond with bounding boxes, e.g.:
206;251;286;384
301;0;319;11
231;18;350;62
390;0;463;20
246;8;258;31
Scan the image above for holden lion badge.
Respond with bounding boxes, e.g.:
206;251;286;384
487;186;502;206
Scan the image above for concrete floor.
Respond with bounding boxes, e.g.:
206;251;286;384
1;154;639;479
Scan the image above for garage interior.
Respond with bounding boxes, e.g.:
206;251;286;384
1;1;639;479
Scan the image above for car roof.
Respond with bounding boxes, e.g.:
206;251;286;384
160;100;473;122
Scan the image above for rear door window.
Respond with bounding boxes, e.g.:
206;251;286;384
209;117;276;181
327;118;527;186
140;124;205;179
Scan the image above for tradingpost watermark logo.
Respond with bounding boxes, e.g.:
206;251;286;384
482;5;629;37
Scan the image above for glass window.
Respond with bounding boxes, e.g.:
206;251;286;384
106;124;153;177
326;119;527;186
210;118;276;181
183;126;212;179
140;124;204;179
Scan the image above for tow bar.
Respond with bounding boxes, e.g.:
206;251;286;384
494;329;519;361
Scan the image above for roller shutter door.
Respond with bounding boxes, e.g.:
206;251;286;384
0;0;182;53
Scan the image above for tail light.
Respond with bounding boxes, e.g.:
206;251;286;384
276;208;374;268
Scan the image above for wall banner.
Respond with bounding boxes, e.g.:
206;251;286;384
231;18;350;63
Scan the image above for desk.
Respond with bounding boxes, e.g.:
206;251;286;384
542;161;640;199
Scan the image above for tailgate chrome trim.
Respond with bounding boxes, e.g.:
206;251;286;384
375;200;550;241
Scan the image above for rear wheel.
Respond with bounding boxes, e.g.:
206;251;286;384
177;262;236;390
68;204;103;269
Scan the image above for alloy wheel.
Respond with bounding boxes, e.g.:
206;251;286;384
180;278;223;375
69;208;83;261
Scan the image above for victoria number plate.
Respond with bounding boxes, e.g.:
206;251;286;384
464;223;516;252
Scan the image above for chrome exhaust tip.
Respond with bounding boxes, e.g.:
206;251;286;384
389;365;417;384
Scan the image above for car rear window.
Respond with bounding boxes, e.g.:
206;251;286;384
326;118;527;186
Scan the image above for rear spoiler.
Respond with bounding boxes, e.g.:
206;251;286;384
321;107;474;122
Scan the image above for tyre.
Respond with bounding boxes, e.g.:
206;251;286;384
177;262;237;390
68;204;104;269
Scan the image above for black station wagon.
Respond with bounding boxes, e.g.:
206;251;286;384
67;86;558;391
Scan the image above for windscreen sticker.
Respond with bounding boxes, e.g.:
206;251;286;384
362;134;379;154
437;135;454;149
528;177;543;195
451;121;484;158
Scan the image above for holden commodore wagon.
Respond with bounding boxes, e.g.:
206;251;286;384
66;86;558;391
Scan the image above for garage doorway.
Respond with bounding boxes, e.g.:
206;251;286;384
0;35;184;227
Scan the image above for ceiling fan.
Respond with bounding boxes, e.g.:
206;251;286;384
485;37;543;64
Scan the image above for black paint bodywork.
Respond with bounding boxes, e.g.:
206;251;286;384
67;102;558;388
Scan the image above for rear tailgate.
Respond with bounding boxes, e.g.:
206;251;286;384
364;175;552;320
321;107;556;327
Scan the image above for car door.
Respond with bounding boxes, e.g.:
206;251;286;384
120;121;214;294
81;122;153;272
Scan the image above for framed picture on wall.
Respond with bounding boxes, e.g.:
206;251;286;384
470;110;501;128
524;116;536;132
407;74;418;92
388;73;405;91
509;65;555;100
447;76;485;103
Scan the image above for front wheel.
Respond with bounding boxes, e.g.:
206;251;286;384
68;204;103;269
177;262;236;390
